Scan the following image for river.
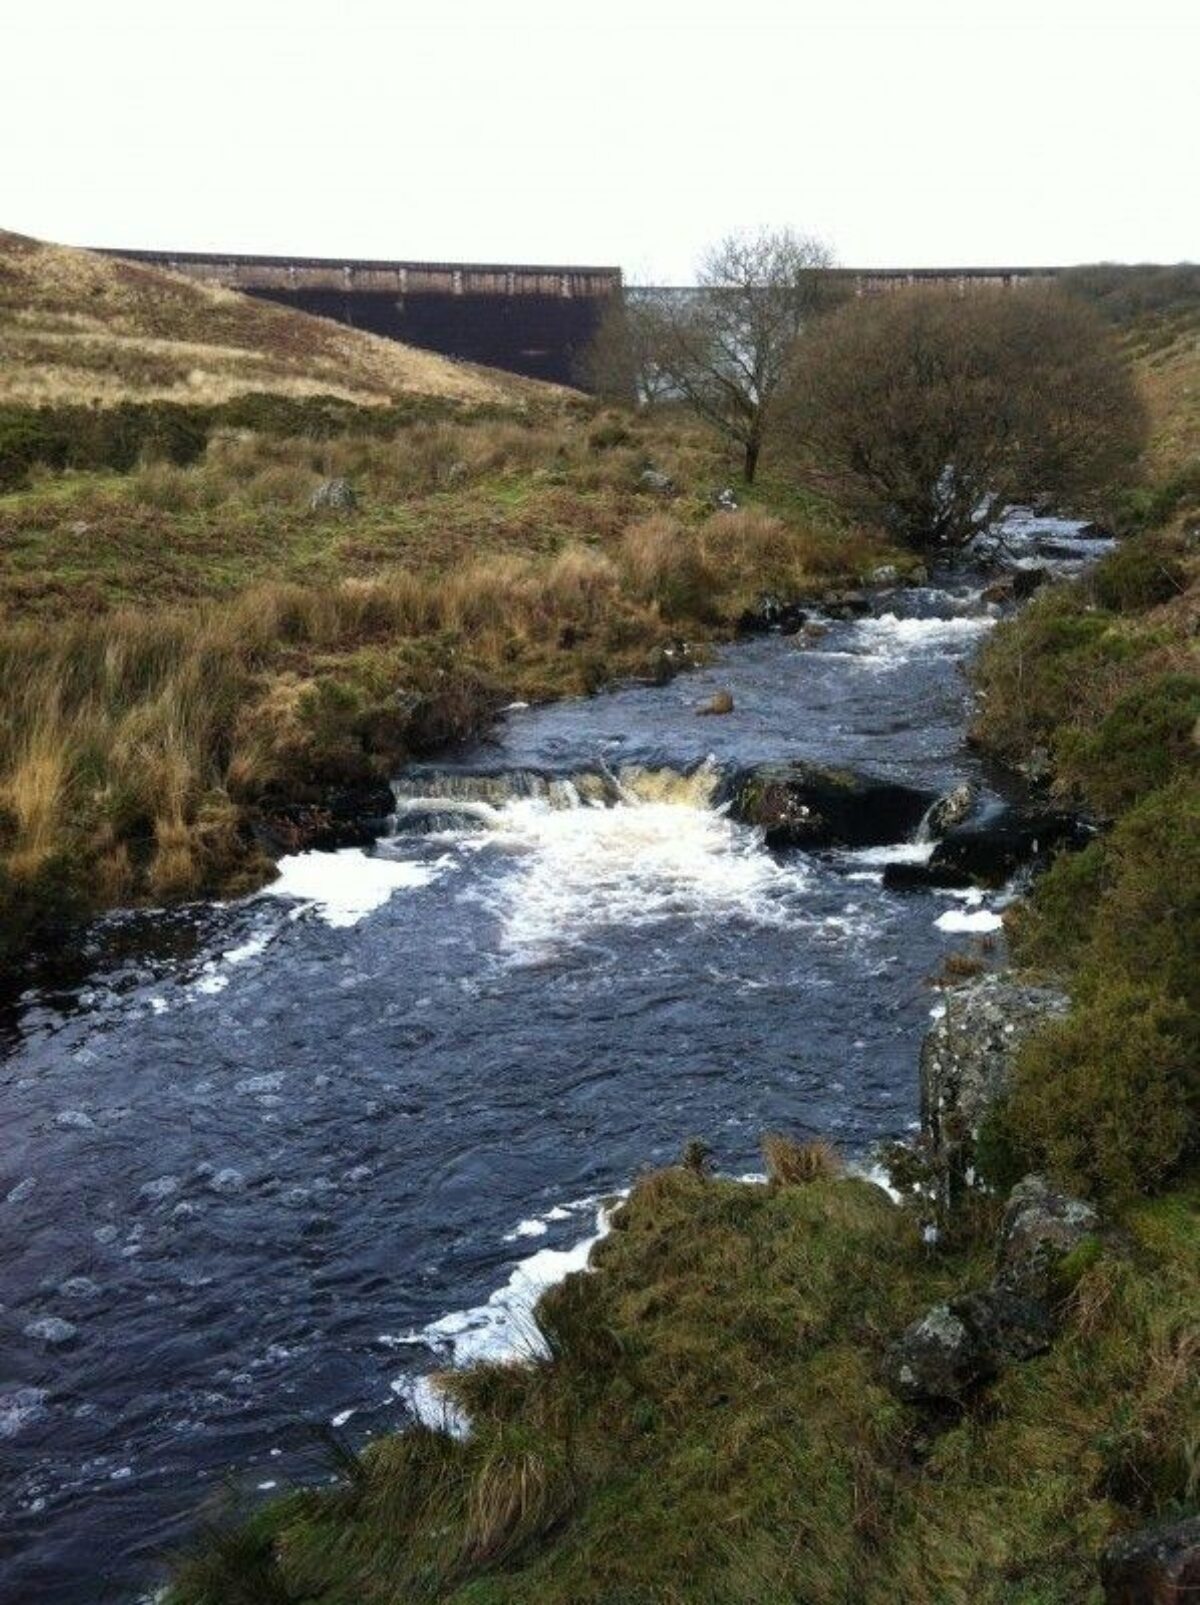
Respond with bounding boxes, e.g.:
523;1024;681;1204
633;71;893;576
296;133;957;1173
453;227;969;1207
0;513;1102;1603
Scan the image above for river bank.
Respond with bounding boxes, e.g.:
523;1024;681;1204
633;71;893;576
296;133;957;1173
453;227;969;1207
150;513;1197;1605
2;512;1160;1604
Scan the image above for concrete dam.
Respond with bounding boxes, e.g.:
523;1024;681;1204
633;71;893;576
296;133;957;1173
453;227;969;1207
102;249;1063;388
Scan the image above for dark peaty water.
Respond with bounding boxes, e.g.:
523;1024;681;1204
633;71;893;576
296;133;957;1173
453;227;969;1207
0;517;1099;1603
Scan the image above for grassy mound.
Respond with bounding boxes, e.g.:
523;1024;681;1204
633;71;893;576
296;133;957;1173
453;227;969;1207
168;1165;1199;1605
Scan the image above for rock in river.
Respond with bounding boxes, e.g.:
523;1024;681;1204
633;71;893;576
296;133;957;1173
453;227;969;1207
729;761;936;850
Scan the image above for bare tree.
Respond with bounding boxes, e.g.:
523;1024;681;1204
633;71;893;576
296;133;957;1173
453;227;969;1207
575;291;676;410
778;285;1147;552
653;228;838;482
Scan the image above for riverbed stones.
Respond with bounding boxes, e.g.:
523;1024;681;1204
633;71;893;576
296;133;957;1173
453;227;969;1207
24;1315;78;1347
919;974;1069;1209
309;477;357;512
729;761;936;850
696;689;734;716
736;593;808;635
1100;1515;1200;1604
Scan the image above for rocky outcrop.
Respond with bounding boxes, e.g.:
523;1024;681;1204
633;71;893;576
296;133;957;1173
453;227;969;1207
919;973;1069;1209
729;762;936;850
1101;1516;1200;1604
309;477;357;511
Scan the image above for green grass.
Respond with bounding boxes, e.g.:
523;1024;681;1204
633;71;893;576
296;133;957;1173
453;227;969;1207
167;1166;1200;1605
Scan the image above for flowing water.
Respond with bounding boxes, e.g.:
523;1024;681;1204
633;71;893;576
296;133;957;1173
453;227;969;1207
0;515;1101;1603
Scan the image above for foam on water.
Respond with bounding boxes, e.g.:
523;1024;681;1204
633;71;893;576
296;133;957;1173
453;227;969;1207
266;847;448;927
935;907;1004;933
462;792;804;960
850;612;997;664
388;1197;620;1432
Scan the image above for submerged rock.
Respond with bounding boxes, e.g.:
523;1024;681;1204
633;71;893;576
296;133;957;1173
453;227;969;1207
919;973;1069;1208
1101;1515;1200;1604
729;761;936;850
24;1316;78;1347
696;689;734;717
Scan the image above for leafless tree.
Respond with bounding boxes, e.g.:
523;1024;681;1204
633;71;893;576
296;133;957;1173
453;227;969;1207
652;228;839;482
575;291;676;409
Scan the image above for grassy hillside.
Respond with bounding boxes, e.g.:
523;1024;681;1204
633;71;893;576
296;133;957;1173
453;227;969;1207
0;400;891;965
0;230;554;409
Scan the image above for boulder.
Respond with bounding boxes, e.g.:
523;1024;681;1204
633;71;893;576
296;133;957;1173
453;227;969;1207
928;805;1093;887
1012;566;1051;600
637;468;676;496
822;590;873;619
996;1174;1099;1299
709;486;739;512
736;593;808;636
696;689;734;717
924;782;979;838
1101;1516;1200;1604
883;1302;986;1403
919;974;1069;1209
729;762;936;851
309;477;357;512
258;781;397;853
869;563;900;587
883;1286;1053;1404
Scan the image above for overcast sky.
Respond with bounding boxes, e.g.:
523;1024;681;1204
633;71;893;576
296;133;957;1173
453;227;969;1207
5;0;1196;280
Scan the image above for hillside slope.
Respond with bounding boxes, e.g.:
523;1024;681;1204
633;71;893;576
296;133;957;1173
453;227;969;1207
0;230;559;409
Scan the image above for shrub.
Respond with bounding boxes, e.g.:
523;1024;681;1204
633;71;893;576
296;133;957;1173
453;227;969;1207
1091;537;1186;611
761;1134;842;1185
781;285;1147;550
1003;982;1193;1203
1057;672;1200;815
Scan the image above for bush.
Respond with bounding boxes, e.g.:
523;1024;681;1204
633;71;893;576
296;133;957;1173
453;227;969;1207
1057;672;1200;815
1003;983;1193;1203
781;286;1147;550
1091;538;1186;611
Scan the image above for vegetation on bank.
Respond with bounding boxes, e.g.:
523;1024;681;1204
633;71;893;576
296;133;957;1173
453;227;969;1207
169;1161;1199;1605
0;403;895;967
969;520;1199;1206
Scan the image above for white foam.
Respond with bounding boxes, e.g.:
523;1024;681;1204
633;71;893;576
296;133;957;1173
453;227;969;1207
841;840;936;868
851;612;995;665
266;848;445;928
935;908;1004;933
390;1197;620;1432
461;797;802;960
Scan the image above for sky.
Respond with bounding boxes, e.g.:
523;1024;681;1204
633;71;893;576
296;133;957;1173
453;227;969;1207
4;0;1197;281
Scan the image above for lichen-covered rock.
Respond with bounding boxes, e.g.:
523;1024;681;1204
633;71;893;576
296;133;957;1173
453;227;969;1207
883;1284;1054;1404
883;1302;986;1403
997;1174;1099;1299
924;782;979;837
309;477;357;512
1100;1515;1200;1604
919;974;1069;1208
637;468;676;496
